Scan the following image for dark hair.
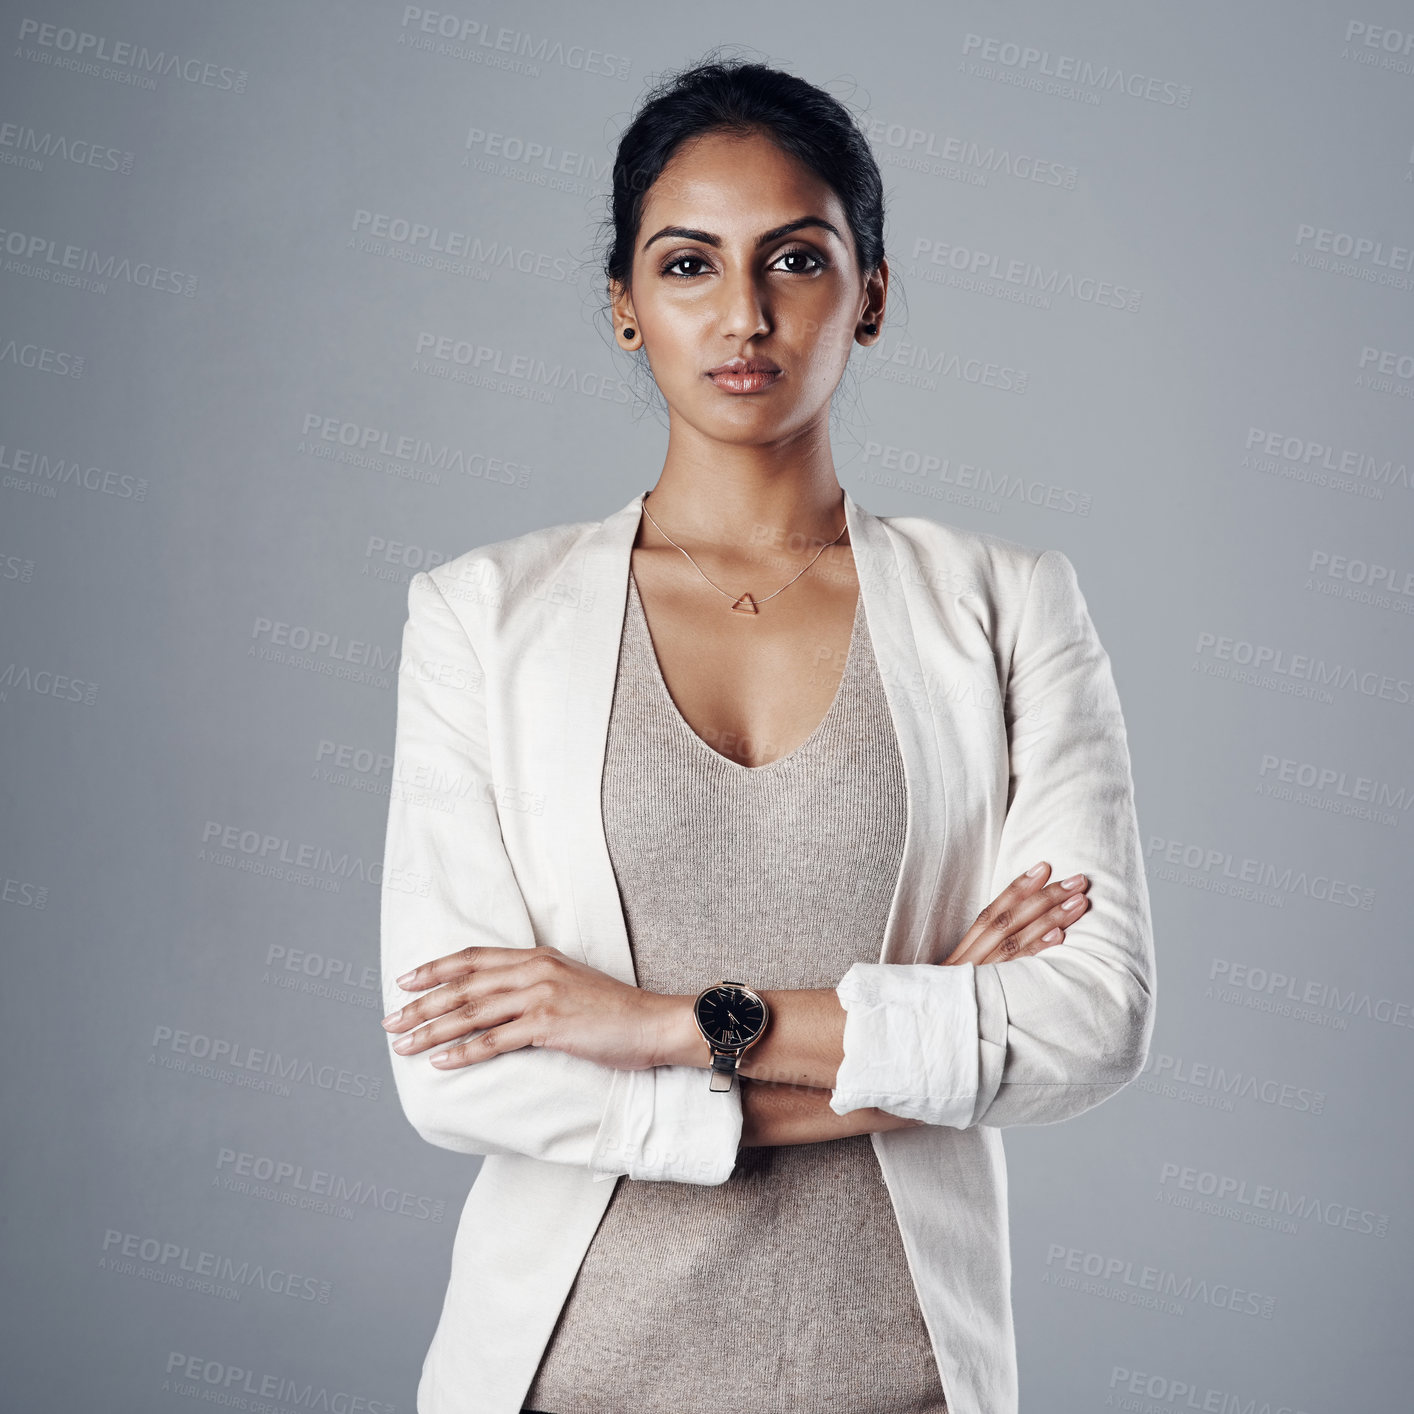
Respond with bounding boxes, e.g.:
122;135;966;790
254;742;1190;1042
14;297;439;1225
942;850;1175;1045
603;52;887;292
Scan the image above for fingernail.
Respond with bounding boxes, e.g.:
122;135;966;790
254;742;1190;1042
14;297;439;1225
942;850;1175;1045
1062;895;1084;911
396;971;417;987
430;1051;455;1066
392;1035;416;1052
1041;927;1062;942
1060;874;1084;889
381;1010;403;1028
1025;862;1046;877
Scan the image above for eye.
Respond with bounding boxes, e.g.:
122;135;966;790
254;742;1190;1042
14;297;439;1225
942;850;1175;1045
657;246;830;280
660;251;711;279
772;246;828;275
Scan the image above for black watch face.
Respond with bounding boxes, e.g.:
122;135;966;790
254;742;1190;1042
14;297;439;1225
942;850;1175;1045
695;987;765;1047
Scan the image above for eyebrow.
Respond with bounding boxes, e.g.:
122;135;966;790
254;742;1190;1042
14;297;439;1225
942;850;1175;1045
641;216;844;253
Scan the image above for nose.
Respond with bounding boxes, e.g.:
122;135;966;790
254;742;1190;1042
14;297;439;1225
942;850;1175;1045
716;266;771;343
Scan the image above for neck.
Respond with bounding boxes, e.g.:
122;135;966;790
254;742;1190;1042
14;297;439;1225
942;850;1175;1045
641;466;847;555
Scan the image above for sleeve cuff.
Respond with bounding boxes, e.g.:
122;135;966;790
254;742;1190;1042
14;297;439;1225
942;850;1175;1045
589;1064;743;1186
828;961;981;1128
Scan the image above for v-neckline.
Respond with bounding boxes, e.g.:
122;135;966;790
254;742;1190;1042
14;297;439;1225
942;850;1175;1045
626;569;864;775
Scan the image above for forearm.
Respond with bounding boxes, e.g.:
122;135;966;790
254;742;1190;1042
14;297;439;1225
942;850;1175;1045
655;987;846;1090
740;1077;924;1148
652;987;925;1146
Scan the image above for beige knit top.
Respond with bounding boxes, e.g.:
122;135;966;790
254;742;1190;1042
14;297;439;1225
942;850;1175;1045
522;570;948;1414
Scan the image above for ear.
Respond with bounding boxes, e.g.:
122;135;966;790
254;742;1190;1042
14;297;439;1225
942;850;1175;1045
609;277;642;347
609;277;636;324
857;258;889;343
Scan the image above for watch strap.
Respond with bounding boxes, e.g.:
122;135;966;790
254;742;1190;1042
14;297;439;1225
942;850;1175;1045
708;1051;739;1092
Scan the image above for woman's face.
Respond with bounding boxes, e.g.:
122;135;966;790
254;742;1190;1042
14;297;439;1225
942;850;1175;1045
613;129;886;447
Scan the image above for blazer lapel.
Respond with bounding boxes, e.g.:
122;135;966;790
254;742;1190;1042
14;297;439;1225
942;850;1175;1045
843;488;950;966
551;494;643;983
554;489;949;988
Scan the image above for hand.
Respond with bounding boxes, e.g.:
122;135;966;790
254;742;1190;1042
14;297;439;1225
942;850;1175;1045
380;944;675;1072
944;860;1089;967
875;861;1090;1132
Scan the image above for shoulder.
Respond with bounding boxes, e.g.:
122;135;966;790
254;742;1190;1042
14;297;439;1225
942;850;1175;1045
409;509;609;642
869;508;1075;610
430;513;596;576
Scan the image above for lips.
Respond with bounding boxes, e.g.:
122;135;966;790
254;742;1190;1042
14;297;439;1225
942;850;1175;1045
706;357;782;394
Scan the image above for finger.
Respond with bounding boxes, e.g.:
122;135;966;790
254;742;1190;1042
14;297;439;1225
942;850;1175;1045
947;861;1051;966
390;984;531;1057
949;868;1088;967
384;948;558;1033
976;891;1091;965
384;945;556;1027
972;880;1090;965
973;871;1088;952
392;943;556;996
429;1017;540;1069
946;883;1087;967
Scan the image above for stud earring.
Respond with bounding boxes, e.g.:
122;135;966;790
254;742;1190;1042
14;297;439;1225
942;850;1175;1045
862;322;878;336
622;326;636;342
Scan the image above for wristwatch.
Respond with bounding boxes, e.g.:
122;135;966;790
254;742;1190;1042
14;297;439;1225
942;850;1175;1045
693;980;770;1092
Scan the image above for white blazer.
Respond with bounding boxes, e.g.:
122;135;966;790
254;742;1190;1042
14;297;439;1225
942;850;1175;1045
379;488;1157;1414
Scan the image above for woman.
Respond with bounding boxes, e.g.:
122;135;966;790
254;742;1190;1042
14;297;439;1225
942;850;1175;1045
378;56;1155;1414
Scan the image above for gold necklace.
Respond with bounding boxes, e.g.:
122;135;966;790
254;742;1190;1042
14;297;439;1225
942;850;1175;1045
638;489;848;614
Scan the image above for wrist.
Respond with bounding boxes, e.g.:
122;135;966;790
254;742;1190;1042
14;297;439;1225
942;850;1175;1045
652;993;708;1069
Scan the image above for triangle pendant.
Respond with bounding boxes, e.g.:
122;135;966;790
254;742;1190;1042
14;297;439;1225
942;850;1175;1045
730;592;759;614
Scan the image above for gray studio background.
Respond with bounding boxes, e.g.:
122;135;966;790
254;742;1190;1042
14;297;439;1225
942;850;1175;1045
3;2;1412;1410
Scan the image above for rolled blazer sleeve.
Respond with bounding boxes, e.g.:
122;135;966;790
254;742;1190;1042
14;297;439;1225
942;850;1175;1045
380;570;743;1185
829;548;1157;1127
